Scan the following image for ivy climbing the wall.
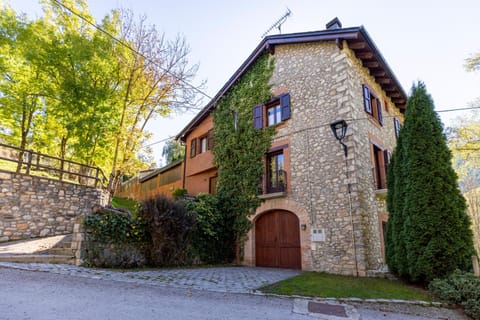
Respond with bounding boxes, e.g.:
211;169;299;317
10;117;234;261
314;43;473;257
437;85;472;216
212;53;275;261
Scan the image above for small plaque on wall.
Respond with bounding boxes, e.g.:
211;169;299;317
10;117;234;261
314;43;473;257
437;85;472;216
311;228;325;242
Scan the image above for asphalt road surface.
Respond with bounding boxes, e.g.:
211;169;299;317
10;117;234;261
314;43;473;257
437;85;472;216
0;267;468;320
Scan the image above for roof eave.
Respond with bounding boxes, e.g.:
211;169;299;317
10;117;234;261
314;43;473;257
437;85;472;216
351;27;407;110
177;26;407;140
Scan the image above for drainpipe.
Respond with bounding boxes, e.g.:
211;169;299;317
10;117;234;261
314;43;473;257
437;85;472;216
181;140;187;190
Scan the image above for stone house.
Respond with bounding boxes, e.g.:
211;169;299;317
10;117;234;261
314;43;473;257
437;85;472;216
176;18;406;276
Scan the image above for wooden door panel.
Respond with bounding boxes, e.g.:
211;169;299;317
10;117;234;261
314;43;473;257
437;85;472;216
255;210;301;269
256;247;277;268
279;247;302;269
277;212;300;246
256;213;276;246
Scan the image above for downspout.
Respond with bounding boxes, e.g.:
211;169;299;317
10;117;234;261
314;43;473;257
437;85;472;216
181;139;187;190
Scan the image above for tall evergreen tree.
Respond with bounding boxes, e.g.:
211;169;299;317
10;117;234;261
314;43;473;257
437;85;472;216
386;82;474;283
386;144;408;277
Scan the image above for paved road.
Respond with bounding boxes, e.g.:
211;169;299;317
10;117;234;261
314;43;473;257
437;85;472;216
0;267;315;320
0;265;468;320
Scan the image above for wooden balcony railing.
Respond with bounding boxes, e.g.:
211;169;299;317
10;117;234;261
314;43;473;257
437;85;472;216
0;143;107;188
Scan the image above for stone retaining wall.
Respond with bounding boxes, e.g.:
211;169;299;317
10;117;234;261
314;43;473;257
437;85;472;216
0;170;109;242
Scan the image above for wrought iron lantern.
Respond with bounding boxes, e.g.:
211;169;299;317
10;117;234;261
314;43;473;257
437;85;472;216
330;120;348;157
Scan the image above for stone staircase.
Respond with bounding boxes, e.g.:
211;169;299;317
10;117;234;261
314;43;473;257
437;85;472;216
0;234;75;264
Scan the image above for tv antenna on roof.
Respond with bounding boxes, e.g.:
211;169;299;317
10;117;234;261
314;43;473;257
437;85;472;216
261;8;292;38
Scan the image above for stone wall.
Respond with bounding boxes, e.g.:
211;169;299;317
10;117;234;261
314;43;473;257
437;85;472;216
0;170;109;242
246;40;403;275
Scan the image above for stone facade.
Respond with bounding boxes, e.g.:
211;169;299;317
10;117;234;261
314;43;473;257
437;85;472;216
244;40;404;276
0;170;109;242
121;25;407;276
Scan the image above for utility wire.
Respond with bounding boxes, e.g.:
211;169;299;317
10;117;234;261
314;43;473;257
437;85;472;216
146;106;480;147
51;2;480;131
50;2;480;118
144;136;175;147
436;106;480;113
51;0;212;101
51;0;479;148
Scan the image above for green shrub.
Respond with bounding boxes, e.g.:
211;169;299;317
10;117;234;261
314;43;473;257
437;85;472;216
83;213;149;268
184;193;232;264
141;195;196;266
172;188;188;200
429;270;480;319
84;213;148;244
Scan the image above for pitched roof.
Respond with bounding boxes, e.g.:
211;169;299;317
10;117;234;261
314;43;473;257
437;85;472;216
177;25;406;141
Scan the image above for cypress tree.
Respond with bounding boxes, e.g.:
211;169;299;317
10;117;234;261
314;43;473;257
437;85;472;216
386;82;474;283
386;144;408;277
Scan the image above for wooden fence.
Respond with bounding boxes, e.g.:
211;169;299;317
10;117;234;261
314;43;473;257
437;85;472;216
0;143;107;188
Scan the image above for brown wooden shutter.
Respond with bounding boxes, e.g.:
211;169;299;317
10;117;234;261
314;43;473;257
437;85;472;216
253;105;263;129
207;129;214;150
190;138;197;158
363;85;372;114
280;93;291;121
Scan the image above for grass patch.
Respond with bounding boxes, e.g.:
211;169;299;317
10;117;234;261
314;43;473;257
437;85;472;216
112;197;140;216
260;272;432;301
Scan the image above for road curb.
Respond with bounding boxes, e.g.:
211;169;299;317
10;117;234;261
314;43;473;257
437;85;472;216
250;290;452;309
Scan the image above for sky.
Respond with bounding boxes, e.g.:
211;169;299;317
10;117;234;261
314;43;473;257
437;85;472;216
9;0;480;165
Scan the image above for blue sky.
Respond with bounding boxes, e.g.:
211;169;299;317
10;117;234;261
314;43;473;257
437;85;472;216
9;0;480;165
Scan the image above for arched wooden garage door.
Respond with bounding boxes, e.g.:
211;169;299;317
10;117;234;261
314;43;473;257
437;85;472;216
255;210;301;269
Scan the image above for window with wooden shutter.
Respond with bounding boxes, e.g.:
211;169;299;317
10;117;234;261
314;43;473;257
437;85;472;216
363;84;385;126
384;150;391;165
363;85;372;114
253;105;263;129
394;118;401;138
254;93;292;129
372;143;388;190
280;93;291;121
377;100;383;126
207;129;214;150
384;150;391;183
190;138;197;158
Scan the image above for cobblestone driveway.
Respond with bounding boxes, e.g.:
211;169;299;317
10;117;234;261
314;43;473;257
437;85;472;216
0;262;300;293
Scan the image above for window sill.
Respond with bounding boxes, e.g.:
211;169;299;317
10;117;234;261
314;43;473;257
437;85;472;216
375;188;387;199
258;191;287;200
367;115;383;129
